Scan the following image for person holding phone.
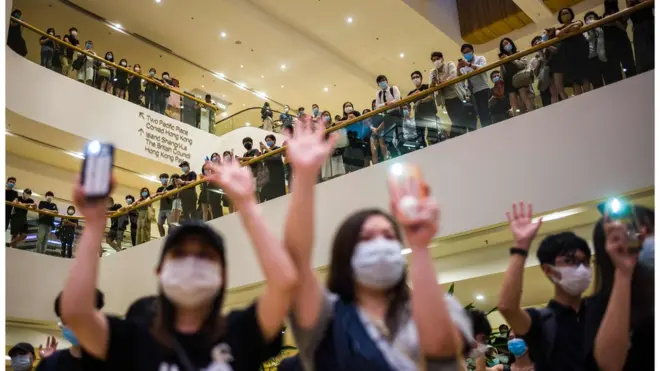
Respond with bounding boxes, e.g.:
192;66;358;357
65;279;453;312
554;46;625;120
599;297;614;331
458;44;492;128
177;161;198;222
282;116;470;371
59;159;297;370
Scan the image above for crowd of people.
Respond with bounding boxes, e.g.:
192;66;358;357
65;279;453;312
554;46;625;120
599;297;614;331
6;9;219;129
6;116;654;371
257;1;653;174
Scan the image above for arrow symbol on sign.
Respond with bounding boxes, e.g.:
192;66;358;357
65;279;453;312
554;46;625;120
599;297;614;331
138;112;145;119
138;128;144;136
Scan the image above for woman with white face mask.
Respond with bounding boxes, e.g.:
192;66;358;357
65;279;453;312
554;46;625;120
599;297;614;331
60;160;298;370
283;116;471;371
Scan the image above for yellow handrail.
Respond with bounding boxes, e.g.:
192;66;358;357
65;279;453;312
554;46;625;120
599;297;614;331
11;17;218;112
7;0;653;222
5;200;83;220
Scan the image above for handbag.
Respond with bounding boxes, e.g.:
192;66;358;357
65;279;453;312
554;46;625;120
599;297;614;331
512;58;533;89
71;54;84;70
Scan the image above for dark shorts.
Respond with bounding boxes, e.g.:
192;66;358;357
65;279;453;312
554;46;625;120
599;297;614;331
10;217;28;236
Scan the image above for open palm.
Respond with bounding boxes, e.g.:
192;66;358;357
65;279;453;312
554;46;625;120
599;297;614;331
388;176;439;250
506;201;542;250
38;336;58;358
205;160;255;207
604;220;638;275
286;115;337;174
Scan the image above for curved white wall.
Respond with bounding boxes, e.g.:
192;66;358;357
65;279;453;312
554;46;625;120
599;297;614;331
5;45;655;321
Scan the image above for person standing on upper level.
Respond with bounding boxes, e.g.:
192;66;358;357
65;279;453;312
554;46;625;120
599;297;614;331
36;191;58;255
39;28;56;69
127;64;143;106
177;161;198;222
6;177;18;233
374;74;402;140
430;51;471;136
76;40;96;86
144;67;158;112
7;9;27;57
458;44;492;128
9;189;36;249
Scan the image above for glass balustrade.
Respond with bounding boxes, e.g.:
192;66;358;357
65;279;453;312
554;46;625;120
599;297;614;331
5;1;654;260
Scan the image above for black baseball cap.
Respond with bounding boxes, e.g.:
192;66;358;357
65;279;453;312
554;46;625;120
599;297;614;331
8;342;35;357
157;221;225;269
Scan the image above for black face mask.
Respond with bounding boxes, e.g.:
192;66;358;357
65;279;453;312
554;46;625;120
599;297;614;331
244;143;253;150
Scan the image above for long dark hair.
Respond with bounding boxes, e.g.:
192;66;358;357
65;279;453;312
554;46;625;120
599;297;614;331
591;206;655;325
499;37;518;55
326;209;410;338
152;224;228;350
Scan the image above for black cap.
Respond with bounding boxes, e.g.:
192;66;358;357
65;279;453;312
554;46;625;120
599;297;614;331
8;342;35;357
157;221;225;269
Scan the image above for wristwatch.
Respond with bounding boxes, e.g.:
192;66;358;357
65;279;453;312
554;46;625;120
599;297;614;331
509;247;528;257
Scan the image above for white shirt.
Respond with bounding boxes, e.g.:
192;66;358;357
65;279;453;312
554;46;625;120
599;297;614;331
459;55;489;93
375;85;401;108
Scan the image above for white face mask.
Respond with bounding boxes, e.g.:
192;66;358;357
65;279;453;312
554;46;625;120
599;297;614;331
433;59;443;69
46;197;53;202
160;257;222;308
344;106;353;114
412;77;421;86
550;265;592;296
351;237;405;289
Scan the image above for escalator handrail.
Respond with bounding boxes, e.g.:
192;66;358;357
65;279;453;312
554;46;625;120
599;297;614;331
10;16;219;112
7;0;653;221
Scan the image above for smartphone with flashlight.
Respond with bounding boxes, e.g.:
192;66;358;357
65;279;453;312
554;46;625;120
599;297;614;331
388;163;429;222
598;198;641;251
80;141;114;200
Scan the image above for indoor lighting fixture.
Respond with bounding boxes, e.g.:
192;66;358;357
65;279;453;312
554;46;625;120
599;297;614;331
201;85;205;88
114;23;122;29
242;104;246;107
280;85;284;88
399;53;405;58
220;32;227;38
222;112;228;117
240;65;244;68
323;87;329;92
346;16;353;23
390;163;403;176
261;75;265;79
533;207;587;223
155;0;161;3
475;294;485;301
401;248;412;255
245;122;251;126
280;64;287;70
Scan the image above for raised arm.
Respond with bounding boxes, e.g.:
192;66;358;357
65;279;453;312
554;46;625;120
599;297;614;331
205;160;298;341
60;182;112;359
283;116;337;329
497;202;542;335
388;178;460;358
594;221;637;371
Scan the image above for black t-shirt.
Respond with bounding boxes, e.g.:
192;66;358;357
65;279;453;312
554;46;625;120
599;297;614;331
40;35;55;49
38;201;58;225
35;348;103;371
408;84;438;118
157;185;175;210
523;300;586;371
61;217;79;233
103;302;282;370
6;189;18;211
12;197;34;219
108;204;123;229
66;36;80;59
244;149;261;170
180;172;198;200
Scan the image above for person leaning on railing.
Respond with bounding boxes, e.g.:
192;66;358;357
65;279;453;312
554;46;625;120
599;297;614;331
9;189;36;249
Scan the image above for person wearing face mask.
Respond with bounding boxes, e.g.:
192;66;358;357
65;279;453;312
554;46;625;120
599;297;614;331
430;51;472;137
198;166;213;221
157;72;173;115
529;36;561;107
408;70;438;136
297;107;306;118
505;331;535;371
280;105;293;126
399;103;422;154
464;309;495;371
10;189;36;249
582;12;607;90
311;104;321;119
550;8;591;97
6;177;18;232
374;74;403;144
134;187;154;245
219;152;236;212
497;39;536;117
340;101;364;140
154;173;175;237
241;136;262;178
96;51;115;93
128;64;144;106
488;70;511;124
319;112;347;182
144;68;158;112
105;197;127;252
583;205;654;371
60;159;297;370
39;28;56;69
204;160;225;220
457;44;492;128
8;342;36;371
121;195;138;247
114;58;129;99
283;116;472;371
499;201;592;371
259;134;287;201
7;9;28;57
36;191;59;254
35;290;105;370
76;40;96;86
51;34;64;74
261;102;274;131
169;174;183;226
177;161;198;222
58;206;79;258
60;35;73;75
63;28;80;75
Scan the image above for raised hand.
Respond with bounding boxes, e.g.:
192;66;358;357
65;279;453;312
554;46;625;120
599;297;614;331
285;115;337;175
604;218;638;276
72;177;114;225
205;160;256;208
388;176;439;250
38;336;58;358
506;201;542;250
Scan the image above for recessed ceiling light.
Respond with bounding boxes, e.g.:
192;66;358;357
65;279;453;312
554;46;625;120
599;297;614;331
245;122;251;126
222;94;226;97
280;64;287;70
280;85;284;88
323;87;329;92
475;294;485;301
114;23;122;29
240;65;244;68
346;17;353;24
201;85;204;88
222;112;228;117
155;0;161;3
399;53;405;58
220;32;227;38
242;104;246;107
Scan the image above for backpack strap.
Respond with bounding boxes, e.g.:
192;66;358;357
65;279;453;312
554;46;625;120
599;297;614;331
538;307;557;364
